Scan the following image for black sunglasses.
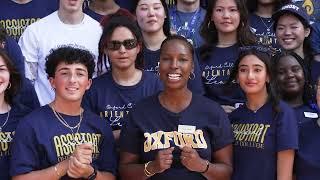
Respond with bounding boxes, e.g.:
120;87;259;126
107;39;138;51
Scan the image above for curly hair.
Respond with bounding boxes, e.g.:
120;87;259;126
45;45;95;79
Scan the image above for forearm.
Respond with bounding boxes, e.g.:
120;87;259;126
202;160;233;180
277;150;294;180
12;159;69;180
96;171;116;180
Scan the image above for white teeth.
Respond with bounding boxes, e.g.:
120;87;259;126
168;74;181;80
67;87;78;91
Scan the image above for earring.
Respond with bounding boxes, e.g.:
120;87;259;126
189;71;195;80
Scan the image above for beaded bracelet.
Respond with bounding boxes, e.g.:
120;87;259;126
200;160;210;174
144;161;155;177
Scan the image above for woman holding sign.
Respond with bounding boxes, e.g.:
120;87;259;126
119;35;233;180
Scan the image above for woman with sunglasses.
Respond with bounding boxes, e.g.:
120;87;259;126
228;46;298;180
83;15;162;141
119;35;233;180
273;51;320;180
199;0;256;113
133;0;204;94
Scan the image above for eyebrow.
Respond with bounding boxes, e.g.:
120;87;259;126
138;3;162;6
239;64;264;68
57;67;87;72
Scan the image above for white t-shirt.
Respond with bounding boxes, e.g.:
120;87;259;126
19;11;102;106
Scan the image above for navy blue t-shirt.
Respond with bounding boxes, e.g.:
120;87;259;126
0;104;31;180
294;105;320;180
143;47;204;95
199;44;245;106
83;71;162;130
0;0;58;41
10;105;117;177
249;14;280;53
311;59;320;85
169;7;206;48
229;101;299;180
120;93;234;179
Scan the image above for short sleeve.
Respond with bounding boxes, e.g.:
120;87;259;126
5;36;25;75
276;104;299;152
18;24;39;80
10;120;41;176
119;110;142;154
95;121;117;175
210;107;234;151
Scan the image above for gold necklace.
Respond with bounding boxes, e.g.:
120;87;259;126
50;105;83;145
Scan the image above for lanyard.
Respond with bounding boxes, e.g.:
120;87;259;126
171;7;202;39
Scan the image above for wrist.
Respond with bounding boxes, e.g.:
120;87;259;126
199;159;210;174
85;165;96;179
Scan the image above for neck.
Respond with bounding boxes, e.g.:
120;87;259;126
89;0;120;16
0;94;9;113
143;30;166;50
112;67;142;86
256;3;275;18
11;0;31;4
58;8;84;25
160;88;192;113
294;48;305;59
246;89;269;111
282;93;304;108
217;31;237;47
177;0;200;13
51;99;82;116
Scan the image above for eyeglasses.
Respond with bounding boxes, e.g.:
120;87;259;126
106;39;138;51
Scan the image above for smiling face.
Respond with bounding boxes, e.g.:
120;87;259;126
0;56;10;97
49;62;91;104
135;0;166;34
211;0;240;35
275;14;310;55
159;39;193;90
237;54;269;96
106;26;141;70
276;55;305;97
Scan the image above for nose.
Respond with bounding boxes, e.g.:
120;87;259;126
170;59;178;69
148;7;155;16
118;44;126;53
247;70;254;80
69;73;77;82
286;70;295;78
222;10;230;18
284;27;292;35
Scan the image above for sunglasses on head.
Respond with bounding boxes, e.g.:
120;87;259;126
107;39;138;51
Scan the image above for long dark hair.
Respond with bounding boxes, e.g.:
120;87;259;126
133;0;171;37
246;0;290;13
199;0;256;60
229;46;281;113
272;51;314;105
97;15;144;75
0;49;21;105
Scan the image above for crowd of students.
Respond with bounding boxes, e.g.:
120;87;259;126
0;0;320;179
